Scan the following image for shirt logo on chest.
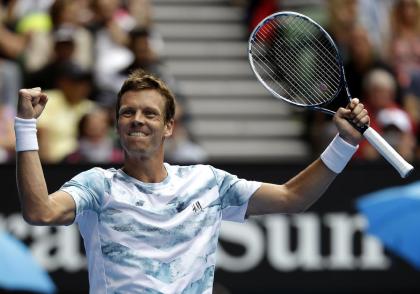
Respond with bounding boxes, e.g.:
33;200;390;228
192;201;203;214
135;200;144;207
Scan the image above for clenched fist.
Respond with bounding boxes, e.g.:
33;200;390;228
17;87;48;119
333;98;370;146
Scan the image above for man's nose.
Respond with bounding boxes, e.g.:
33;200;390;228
132;111;145;126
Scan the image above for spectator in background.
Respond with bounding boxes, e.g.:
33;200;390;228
113;28;160;93
25;25;77;90
0;58;21;163
344;25;395;100
37;62;96;163
376;108;416;161
24;0;94;76
326;0;359;62
357;69;415;160
126;0;153;29
48;0;94;69
65;107;123;164
125;0;165;59
1;0;53;26
0;2;29;61
115;28;175;96
90;0;165;106
0;24;26;59
358;0;394;59
388;0;420;139
88;0;136;93
0;2;21;163
0;102;15;163
388;0;420;90
11;2;53;72
403;71;420;154
389;0;420;153
245;0;278;33
0;58;21;108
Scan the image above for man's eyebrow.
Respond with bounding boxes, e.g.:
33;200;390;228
143;106;161;112
119;106;133;112
120;104;136;109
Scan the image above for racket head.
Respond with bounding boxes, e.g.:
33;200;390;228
248;11;347;112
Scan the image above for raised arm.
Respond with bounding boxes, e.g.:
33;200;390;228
15;88;76;225
247;98;369;215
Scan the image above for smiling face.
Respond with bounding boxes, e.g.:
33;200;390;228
117;89;174;159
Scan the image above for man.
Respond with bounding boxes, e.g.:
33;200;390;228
15;70;369;293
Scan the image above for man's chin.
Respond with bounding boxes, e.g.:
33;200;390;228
125;148;147;156
124;146;159;159
121;141;163;159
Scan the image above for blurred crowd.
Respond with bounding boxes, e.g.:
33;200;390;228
0;0;207;164
1;0;420;164
243;0;420;162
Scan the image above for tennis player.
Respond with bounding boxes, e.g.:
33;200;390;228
15;70;369;293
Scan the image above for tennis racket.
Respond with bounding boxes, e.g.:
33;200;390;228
248;11;414;178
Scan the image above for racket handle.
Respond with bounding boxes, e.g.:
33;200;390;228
363;127;414;178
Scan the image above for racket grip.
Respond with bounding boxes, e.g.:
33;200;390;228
363;127;414;178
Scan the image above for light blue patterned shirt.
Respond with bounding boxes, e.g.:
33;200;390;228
61;163;261;293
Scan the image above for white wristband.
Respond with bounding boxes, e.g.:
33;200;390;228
320;134;358;174
14;117;39;152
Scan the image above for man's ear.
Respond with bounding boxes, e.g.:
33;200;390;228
164;119;174;138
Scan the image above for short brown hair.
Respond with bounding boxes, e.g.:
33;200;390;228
116;69;176;123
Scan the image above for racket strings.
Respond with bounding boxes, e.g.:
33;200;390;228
257;20;338;103
256;24;325;103
250;26;311;102
261;20;340;101
252;29;331;105
271;16;341;84
252;48;302;103
252;27;325;105
272;17;341;85
278;17;341;76
250;15;342;106
252;35;317;105
260;18;340;98
252;30;334;105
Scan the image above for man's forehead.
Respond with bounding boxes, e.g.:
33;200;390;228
120;89;165;107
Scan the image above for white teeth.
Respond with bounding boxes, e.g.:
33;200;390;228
128;132;147;137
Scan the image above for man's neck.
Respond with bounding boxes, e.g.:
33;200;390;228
122;153;167;183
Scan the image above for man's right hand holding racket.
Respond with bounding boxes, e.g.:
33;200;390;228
334;98;370;146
